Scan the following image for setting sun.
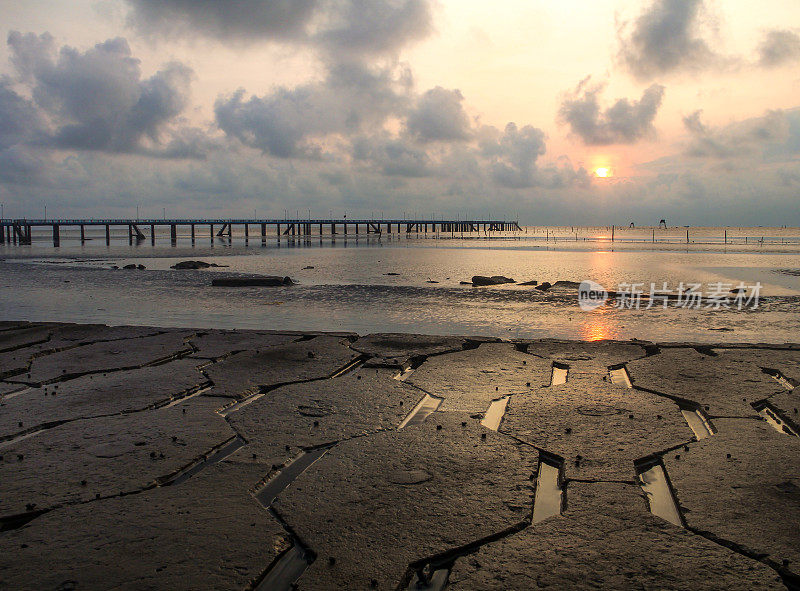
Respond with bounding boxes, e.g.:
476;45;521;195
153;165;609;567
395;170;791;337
595;167;610;178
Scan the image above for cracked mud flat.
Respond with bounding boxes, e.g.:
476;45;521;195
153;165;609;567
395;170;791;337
1;322;799;590
203;336;360;399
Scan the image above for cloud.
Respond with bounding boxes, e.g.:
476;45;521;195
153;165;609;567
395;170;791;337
6;31;196;155
477;122;547;189
0;76;43;149
124;0;433;57
215;61;412;158
683;109;793;159
352;134;431;177
405;86;471;143
757;29;800;67
617;0;723;79
314;0;433;57
559;79;664;145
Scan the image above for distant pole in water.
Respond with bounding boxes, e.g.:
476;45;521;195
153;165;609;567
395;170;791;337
686;229;689;243
612;225;615;242
724;229;727;244
652;229;655;243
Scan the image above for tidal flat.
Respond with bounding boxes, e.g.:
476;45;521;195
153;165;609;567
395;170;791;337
1;322;798;590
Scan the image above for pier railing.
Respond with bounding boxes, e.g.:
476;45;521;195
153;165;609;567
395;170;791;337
0;218;521;245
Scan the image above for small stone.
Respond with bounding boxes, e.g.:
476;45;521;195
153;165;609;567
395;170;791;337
436;425;442;431
495;386;499;391
329;557;336;566
461;421;467;427
628;414;634;419
17;454;23;461
25;503;35;511
370;579;378;588
80;480;87;486
307;351;316;359
565;428;572;434
675;454;681;460
526;382;531;387
18;421;22;427
285;445;291;451
481;433;487;440
726;453;732;459
313;420;320;427
357;375;361;380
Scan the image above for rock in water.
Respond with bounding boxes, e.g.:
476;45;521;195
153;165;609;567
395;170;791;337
171;260;220;270
211;276;294;287
472;275;515;286
535;282;552;291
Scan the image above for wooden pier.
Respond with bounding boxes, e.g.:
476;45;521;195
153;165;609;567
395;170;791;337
0;218;521;246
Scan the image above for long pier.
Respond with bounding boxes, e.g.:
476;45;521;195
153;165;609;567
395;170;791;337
0;218;521;246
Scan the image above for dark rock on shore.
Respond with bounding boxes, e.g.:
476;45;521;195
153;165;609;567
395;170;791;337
383;272;400;276
552;280;580;289
518;280;538;286
535;281;552;291
122;264;137;270
170;260;227;270
472;275;515;286
137;264;146;270
211;276;294;287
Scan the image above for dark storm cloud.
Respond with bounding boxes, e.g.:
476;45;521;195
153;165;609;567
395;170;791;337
683;109;792;159
757;29;800;67
405;86;471;143
559;79;664;145
617;0;721;79
125;0;433;56
6;32;195;155
215;61;412;158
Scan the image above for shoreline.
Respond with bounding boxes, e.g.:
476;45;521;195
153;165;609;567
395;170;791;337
1;320;799;589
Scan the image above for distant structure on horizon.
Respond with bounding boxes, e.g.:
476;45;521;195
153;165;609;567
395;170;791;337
659;219;667;228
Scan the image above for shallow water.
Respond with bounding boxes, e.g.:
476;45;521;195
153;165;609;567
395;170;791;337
2;227;799;342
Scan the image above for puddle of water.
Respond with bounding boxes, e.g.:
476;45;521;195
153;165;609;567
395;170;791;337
254;446;332;508
480;396;510;431
217;391;266;417
754;403;799;437
159;385;213;408
0;386;32;400
637;461;684;527
329;355;368;378
762;368;795;391
407;567;450;590
533;455;563;523
680;407;716;439
393;367;415;381
161;435;246;486
608;365;632;388
550;363;568;386
397;394;442;429
255;543;311;591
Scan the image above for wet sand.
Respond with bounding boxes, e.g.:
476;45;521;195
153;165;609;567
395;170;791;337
1;321;798;590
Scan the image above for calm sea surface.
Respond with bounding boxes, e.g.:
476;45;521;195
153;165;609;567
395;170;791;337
2;225;799;343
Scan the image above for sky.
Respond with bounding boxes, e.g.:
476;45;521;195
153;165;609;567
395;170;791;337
0;0;798;225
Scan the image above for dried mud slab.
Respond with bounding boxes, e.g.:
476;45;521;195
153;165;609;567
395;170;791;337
21;331;195;385
226;368;420;468
274;414;535;590
715;348;800;387
188;330;300;360
627;347;779;416
523;340;646;371
407;343;552;413
204;336;360;399
664;418;800;575
351;333;466;366
0;462;286;591
501;377;692;479
448;482;784;590
0;359;207;440
0;397;232;515
0;325;53;352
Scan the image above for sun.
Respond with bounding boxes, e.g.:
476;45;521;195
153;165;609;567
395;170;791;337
595;167;610;178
